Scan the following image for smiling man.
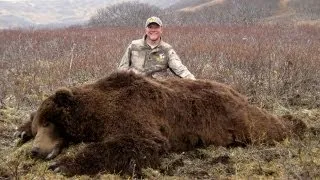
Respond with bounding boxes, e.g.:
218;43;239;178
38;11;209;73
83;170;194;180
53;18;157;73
118;16;195;80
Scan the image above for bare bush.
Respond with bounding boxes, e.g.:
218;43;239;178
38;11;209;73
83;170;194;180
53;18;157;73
89;2;163;27
163;24;320;108
87;0;318;27
0;24;319;109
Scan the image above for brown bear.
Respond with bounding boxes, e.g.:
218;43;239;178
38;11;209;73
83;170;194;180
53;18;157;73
14;71;306;177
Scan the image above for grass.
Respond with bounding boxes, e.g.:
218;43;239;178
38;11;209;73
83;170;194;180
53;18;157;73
0;24;319;179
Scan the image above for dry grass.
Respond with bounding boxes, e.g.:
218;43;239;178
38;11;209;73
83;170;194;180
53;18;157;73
1;24;319;109
0;24;319;179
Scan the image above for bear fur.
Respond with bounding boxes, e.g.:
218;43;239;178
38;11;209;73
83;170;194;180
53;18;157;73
14;71;306;176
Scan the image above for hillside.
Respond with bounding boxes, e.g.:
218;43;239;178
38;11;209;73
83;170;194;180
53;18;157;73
1;0;320;29
168;0;320;25
178;0;225;12
0;0;115;28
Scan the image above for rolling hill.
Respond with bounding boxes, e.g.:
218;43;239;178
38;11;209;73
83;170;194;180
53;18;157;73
0;0;319;29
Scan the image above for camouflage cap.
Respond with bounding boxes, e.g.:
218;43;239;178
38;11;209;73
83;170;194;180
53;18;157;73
145;16;163;27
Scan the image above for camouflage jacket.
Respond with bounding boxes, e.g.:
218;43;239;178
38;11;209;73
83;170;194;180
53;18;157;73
118;36;195;80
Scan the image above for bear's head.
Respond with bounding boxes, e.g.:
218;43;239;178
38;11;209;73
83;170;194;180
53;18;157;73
30;87;74;160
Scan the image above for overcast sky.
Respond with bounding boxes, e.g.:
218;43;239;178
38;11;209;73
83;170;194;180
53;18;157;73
0;0;176;28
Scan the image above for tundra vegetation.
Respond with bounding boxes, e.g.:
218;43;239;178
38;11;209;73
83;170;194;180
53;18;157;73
0;1;319;179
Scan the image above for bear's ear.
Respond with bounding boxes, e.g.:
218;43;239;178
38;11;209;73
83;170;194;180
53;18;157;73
54;87;74;107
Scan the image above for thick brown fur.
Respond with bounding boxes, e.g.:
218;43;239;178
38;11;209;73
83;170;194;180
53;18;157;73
15;71;306;176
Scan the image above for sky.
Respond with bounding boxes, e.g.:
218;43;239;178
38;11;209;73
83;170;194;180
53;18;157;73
0;0;176;28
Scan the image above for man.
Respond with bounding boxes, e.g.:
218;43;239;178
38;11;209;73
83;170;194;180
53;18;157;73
118;16;195;80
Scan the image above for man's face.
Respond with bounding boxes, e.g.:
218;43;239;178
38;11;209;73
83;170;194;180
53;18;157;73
145;23;162;41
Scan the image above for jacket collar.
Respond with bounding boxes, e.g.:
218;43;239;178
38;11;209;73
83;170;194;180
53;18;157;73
143;34;162;48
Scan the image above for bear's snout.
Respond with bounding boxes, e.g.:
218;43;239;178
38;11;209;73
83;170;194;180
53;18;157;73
31;147;40;157
30;143;63;159
31;122;64;159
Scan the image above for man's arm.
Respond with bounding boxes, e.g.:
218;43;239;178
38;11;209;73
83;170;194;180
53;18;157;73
118;44;132;70
168;49;195;80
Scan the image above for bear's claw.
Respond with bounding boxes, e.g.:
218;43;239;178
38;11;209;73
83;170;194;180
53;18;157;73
48;162;69;175
14;130;31;146
45;147;60;160
48;162;57;170
49;162;62;172
13;131;25;138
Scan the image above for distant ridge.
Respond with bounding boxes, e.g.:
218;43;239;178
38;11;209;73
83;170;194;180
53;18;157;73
1;0;319;29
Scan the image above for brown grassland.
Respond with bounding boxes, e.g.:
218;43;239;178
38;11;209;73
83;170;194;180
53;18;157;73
0;24;319;179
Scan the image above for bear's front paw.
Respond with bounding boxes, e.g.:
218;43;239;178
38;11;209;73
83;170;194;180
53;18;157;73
48;157;76;176
48;161;69;176
13;128;32;145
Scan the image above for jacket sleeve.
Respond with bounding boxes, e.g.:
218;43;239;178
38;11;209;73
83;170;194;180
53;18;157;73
168;49;196;80
118;43;132;70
